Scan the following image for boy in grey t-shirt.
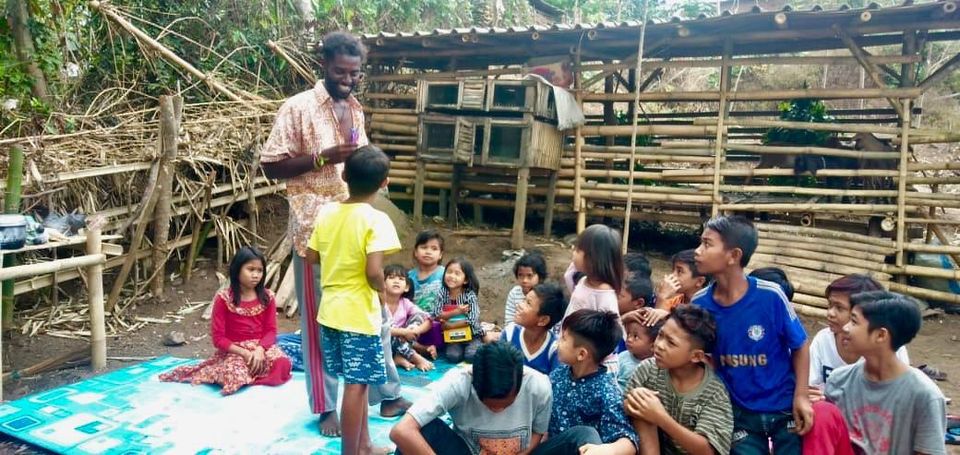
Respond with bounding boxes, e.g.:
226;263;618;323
390;342;552;455
806;291;946;455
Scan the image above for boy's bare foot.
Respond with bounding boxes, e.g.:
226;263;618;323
395;355;415;371
379;397;412;418
318;411;341;437
412;353;434;372
359;445;392;455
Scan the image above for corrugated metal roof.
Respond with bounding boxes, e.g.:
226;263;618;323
358;1;960;67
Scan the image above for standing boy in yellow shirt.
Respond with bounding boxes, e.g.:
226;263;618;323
306;145;400;455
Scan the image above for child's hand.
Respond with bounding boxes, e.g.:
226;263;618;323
624;387;667;425
641;308;670;326
457;304;470;316
578;444;602;454
792;394;814;436
656;274;682;301
807;385;824;402
401;329;418;342
248;346;266;377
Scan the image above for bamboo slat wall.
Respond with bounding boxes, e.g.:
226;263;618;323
363;46;960;314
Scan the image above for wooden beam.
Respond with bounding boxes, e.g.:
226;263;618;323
712;41;733;216
896;99;912;268
918;52;960;91
835;26;905;118
581;87;923;102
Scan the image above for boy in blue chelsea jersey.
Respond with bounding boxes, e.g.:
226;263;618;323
691;216;813;454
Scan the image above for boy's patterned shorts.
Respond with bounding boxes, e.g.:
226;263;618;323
320;325;386;385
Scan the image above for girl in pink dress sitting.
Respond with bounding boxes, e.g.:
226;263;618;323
160;246;291;395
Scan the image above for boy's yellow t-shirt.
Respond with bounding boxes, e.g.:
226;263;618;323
308;202;401;335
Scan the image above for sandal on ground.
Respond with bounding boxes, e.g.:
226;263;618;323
917;364;947;381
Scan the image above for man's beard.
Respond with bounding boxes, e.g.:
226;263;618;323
325;78;356;100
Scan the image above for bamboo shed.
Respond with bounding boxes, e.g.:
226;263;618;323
359;1;960;314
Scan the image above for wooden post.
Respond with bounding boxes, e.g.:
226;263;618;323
711;41;733;217
512;167;530;249
603;69;616;184
413;159;425;228
247;147;260;239
2;146;24;329
150;95;181;296
438;190;448;220
86;224;106;370
449;165;462;225
543;170;559;237
473;204;483;224
573;42;585;233
896;98;912;269
622;4;651;254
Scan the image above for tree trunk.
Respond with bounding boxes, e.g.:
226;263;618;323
6;0;50;101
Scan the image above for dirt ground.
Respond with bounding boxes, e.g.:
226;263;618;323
2;195;959;453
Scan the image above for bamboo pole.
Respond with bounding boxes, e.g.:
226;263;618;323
794;303;829;318
757;238;887;263
577;54;920;73
720;203;898;212
544;169;559;237
106;162;163;311
759;231;895;256
896;99;911;269
622;0;651;253
719;185;898;198
889;282;960;305
836;26;905;118
888;264;960;280
755;245;887;271
902;243;960;255
86;224;106;370
712;41;733;216
0;254;106;281
580;124;718;137
756;222;895;248
581;87;923;102
663;168;899;178
150;95;181;296
89;1;253;103
370;121;418;135
693;117;927;136
2;146;24;329
512;167;531;249
413;159;425;227
752;253;892;280
727;143;899;160
574;42;585;233
372;113;418;125
365;93;417;101
266;40;316;84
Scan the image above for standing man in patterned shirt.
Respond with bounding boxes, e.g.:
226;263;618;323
260;30;410;437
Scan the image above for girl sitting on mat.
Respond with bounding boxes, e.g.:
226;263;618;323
160;246;292;395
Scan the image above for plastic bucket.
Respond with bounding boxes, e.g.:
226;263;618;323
0;214;27;250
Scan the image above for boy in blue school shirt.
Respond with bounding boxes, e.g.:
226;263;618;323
500;282;567;375
691;216;813;454
533;309;638;455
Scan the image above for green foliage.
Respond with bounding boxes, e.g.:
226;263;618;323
762;97;834;146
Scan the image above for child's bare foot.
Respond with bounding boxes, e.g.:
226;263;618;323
413;342;438;360
318;411;341;437
379;397;412;418
359;444;392;455
425;345;438;360
412;353;434;371
395;355;415;371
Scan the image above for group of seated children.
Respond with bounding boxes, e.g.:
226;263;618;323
166;146;947;455
390;215;948;455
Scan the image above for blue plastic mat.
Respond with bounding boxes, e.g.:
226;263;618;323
0;356;459;454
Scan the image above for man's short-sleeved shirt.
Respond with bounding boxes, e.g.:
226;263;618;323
548;365;638;447
407;366;553;455
808;327;910;387
691;276;807;412
626;358;733;455
308;202;400;335
260;82;368;257
825;362;946;455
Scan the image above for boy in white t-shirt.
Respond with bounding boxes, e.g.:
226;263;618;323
390;342;552;454
808;275;909;393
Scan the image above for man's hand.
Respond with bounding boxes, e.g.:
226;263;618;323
792;394;814;436
320;143;357;164
624;387;668;426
